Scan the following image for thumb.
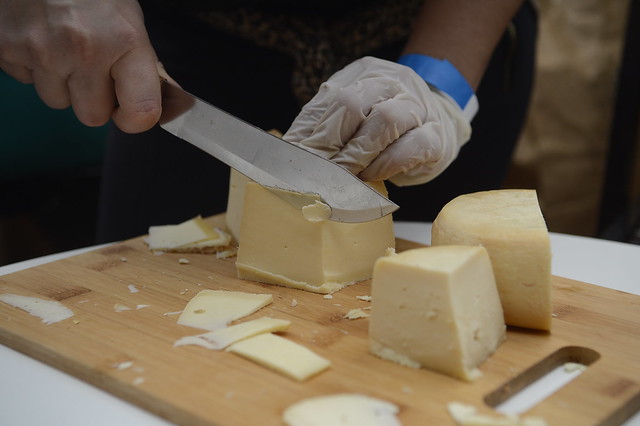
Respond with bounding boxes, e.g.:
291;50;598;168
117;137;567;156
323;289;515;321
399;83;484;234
111;48;162;134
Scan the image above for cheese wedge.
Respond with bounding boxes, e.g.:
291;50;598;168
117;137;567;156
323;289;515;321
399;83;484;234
177;290;272;331
226;333;330;381
145;216;232;253
369;246;505;381
283;394;400;426
431;190;552;330
230;169;395;293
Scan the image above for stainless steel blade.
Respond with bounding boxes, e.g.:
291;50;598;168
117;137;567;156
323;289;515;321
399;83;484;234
159;80;398;222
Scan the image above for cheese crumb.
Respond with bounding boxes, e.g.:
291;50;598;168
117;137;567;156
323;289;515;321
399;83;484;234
113;361;134;371
178;258;190;264
356;295;372;302
323;294;333;300
563;362;587;373
344;308;370;320
291;299;298;307
128;284;139;293
113;303;131;312
301;200;332;222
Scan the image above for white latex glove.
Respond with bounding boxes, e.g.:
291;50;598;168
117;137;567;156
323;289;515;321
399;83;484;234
283;56;472;186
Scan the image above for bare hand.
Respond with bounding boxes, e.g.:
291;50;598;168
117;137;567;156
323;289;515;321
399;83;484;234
0;0;161;133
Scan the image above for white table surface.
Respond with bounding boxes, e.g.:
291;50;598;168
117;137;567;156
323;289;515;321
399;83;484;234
1;221;639;425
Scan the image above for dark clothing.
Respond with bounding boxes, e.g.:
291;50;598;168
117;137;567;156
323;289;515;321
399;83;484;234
97;2;537;243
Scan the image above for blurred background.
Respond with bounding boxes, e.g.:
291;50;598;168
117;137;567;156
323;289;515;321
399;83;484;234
1;0;638;267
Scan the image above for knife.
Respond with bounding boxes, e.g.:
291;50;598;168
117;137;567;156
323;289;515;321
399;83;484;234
158;79;399;222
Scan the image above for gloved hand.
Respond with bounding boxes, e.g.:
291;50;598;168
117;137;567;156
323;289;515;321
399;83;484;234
283;56;472;186
0;0;161;133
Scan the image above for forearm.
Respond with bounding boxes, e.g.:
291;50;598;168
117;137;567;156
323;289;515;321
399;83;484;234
402;0;525;90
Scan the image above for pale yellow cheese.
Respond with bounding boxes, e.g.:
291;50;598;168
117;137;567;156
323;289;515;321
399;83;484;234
369;246;505;382
174;317;291;350
226;333;330;381
177;289;272;331
145;216;231;253
230;169;395;294
0;294;74;325
431;190;552;330
225;171;251;242
283;394;400;426
447;402;549;426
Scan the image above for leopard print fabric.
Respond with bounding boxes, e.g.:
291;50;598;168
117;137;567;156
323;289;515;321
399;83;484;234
193;0;423;104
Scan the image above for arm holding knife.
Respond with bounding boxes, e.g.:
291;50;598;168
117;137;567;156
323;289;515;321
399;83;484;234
0;0;534;241
1;0;522;181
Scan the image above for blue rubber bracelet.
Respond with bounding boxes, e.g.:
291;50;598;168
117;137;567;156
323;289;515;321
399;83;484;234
398;53;478;120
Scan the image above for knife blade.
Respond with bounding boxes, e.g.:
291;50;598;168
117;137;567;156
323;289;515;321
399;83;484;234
158;80;399;222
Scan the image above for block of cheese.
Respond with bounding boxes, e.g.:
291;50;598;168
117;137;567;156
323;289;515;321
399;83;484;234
369;246;505;382
431;190;552;330
226;332;330;381
145;216;232;253
230;169;395;294
283;394;400;426
177;290;272;331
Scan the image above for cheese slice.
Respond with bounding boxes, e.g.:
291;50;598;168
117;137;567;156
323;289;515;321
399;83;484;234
146;216;232;253
0;294;74;325
431;190;552;330
174;317;291;350
177;290;272;331
369;246;505;381
226;333;330;381
230;169;395;294
283;394;400;426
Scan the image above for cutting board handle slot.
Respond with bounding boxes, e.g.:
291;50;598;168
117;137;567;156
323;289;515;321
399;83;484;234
484;345;600;411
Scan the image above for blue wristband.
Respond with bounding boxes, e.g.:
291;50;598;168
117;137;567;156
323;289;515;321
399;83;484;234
398;54;478;121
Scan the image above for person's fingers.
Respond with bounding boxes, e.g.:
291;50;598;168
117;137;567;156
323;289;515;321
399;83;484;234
331;95;423;175
68;70;116;127
31;69;71;109
110;48;162;134
0;60;33;84
287;78;398;157
359;122;444;183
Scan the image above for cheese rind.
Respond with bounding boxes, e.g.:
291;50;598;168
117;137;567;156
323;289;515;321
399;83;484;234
226;333;330;381
369;246;505;381
283;394;400;426
177;290;272;331
431;190;552;330
231;170;395;293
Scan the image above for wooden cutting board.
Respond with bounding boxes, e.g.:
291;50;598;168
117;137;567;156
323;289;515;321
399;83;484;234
0;214;639;425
